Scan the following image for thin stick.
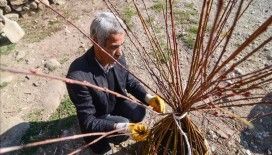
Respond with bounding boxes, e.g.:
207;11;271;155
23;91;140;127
0;129;125;154
0;66;159;115
68;129;123;155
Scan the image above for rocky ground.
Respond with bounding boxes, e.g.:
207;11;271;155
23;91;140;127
0;0;271;155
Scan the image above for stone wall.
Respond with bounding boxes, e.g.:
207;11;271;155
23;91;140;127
0;0;64;19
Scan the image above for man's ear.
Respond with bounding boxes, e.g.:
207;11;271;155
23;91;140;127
92;36;98;44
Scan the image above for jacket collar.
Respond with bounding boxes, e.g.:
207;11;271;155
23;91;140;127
84;47;106;88
84;47;124;92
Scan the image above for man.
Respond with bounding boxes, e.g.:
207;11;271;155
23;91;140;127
66;12;165;154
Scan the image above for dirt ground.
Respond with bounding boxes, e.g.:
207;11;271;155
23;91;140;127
0;0;271;154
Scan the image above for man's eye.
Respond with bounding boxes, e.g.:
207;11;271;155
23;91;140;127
111;46;119;49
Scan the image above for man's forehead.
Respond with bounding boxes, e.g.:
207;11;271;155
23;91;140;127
107;33;125;44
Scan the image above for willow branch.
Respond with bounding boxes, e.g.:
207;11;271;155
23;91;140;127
0;129;125;154
0;66;159;115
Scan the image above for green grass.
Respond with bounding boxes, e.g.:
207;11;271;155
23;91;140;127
17;3;80;43
18;10;64;43
188;25;198;34
150;0;165;13
0;82;8;89
174;2;199;49
156;50;172;64
0;44;16;55
146;16;154;27
152;42;172;64
20;17;62;43
27;109;44;122
0;36;16;55
50;97;76;121
174;10;191;25
149;1;199;49
180;32;195;49
21;97;76;154
184;2;195;10
121;5;137;27
59;55;70;64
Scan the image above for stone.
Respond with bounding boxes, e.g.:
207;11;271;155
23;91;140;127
9;0;27;5
29;1;38;9
11;5;23;12
0;72;14;87
22;5;30;11
20;11;28;18
0;22;4;31
40;80;66;119
15;50;26;60
226;140;233;147
44;58;61;71
215;129;229;139
234;67;243;75
78;44;87;53
263;47;270;51
4;5;11;13
37;2;45;10
265;50;272;60
0;8;3;15
51;0;65;5
2;15;25;43
4;13;19;21
211;145;216;152
208;130;218;139
29;11;36;16
0;0;7;7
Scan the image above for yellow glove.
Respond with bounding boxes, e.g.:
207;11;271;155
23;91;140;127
148;96;166;113
128;123;149;142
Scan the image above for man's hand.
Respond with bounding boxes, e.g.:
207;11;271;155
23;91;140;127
128;123;149;142
147;96;166;113
115;123;149;142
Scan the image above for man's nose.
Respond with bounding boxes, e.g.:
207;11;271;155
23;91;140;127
115;47;122;58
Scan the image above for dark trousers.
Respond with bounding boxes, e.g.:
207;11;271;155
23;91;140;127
90;100;146;154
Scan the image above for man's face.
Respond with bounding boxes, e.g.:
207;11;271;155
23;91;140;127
98;33;125;65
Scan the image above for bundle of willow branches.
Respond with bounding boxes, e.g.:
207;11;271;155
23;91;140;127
104;0;272;154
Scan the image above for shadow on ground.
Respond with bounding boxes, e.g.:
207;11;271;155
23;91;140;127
240;92;272;154
0;36;16;55
0;115;89;155
0;115;145;155
0;36;11;46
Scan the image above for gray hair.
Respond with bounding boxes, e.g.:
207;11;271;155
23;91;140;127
90;12;126;46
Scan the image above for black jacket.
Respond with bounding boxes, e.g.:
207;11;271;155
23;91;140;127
66;47;147;133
